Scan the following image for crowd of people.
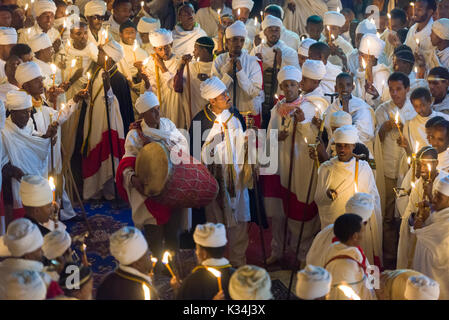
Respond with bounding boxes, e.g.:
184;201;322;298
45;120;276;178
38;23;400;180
0;0;448;300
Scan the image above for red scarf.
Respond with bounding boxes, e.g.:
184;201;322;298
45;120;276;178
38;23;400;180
277;96;307;118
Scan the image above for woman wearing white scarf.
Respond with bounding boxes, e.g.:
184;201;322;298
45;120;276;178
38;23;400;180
172;4;207;56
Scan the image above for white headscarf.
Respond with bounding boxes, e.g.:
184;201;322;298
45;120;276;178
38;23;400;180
34;0;57;17
404;275;440;300
19;175;53;207
355;19;377;35
330;110;352;128
2;270;47;300
42;230;71;260
109;227;148;265
84;0;107;17
359;33;385;58
435;174;449;196
15;61;43;86
432;18;449;41
261;15;283;30
135;91;159;114
28;33;53;53
333;124;359;144
296;265;332;300
193;223;227;248
345;192;374;222
137;17;161;34
103;40;125;62
5;90;32;111
149;28;173;48
200;76;227;100
298;38;316;57
3;218;44;257
232;0;254;11
225;20;247;39
277;65;302;84
229;265;272;300
323;11;346;27
302;59;326;80
0;27;17;45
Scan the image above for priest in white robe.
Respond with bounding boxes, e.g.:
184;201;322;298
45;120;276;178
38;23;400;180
231;0;260;52
323;11;354;68
347;19;377;76
282;0;328;36
136;17;160;55
0;55;20;104
429;18;449;69
194;0;232;38
84;0;110;46
297;38;316;68
104;0;132;42
0;27;17;84
172;3;207;56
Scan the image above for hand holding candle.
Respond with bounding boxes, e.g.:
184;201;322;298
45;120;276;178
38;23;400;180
49;177;56;201
142;283;151;300
162;251;176;278
394;111;404;140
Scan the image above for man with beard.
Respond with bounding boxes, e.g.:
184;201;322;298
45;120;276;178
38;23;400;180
172;3;207;56
84;0;109;46
105;0;133;42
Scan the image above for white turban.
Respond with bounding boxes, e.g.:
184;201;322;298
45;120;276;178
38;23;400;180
323;11;346;27
333;124;358;144
277;65;302;84
225;20;247;39
15;61;43;86
42;230;71;260
229;265;272;300
404;275;440;300
359;33;385;59
84;0;107;17
193;223;227;248
345;192;374;222
355;19;377;35
3;218;44;257
298;38;316;57
232;0;254;11
435;175;449;196
3;270;47;300
34;0;56;17
28;33;52;53
137;17;161;34
0;27;17;45
302;59;326;80
110;226;148;265
432;18;449;40
265;4;284;19
200;76;227;100
149;28;173;48
103;40;124;62
296;265;332;300
20;175;53;207
330;110;352;128
135;91;159;114
5;90;32;111
261;15;283;30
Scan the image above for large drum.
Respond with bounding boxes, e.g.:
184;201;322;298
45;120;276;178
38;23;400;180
135;141;218;208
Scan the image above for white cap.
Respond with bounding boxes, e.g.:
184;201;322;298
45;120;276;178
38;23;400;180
261;15;283;30
225;20;247;39
330;110;352;128
135;91;159;114
2;270;47;300
404;275;440;300
3;218;44;257
302;59;326;80
323;11;346;27
28;33;52;53
298;38;316;57
345;192;374;222
109;226;148;265
359;33;385;58
137;17;161;34
20;175;53;207
84;0;107;17
229;265;272;300
355;19;377;35
103;40;124;62
277;65;302;84
193;223;227;248
265;4;284;19
435;175;449;196
15;61;43;86
232;0;254;11
42;230;71;260
296;265;332;300
333;124;358;144
149;28;173;48
5;90;32;111
0;27;17;45
200;76;227;100
432;18;449;41
34;0;56;17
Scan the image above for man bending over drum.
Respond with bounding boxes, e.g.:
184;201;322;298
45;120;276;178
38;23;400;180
116;91;190;270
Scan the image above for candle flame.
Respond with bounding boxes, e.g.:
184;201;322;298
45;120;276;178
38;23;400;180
27;28;31;34
376;32;380;38
411;181;416;189
162;251;171;264
105;55;108;62
141;1;144;7
395;111;399;124
410;2;415;6
326;25;330;31
63;19;66;28
261;38;265;44
416;38;420;45
82;243;86;250
338;284;361;300
151;257;158;263
48;177;55;191
304;137;308;144
414;66;418;73
206;267;221;278
427;163;432;173
61;103;65;111
337;6;340;13
25;4;28;10
254;17;257;26
415;141;420;153
260;11;263;17
354;184;358;193
217;8;221;15
361;57;367;69
143;57;149;65
237;8;240;16
65;9;69;15
387;13;391;19
274;94;279;100
86;72;91;80
331;34;335;40
71;59;76;67
50;63;57;74
67;39;71;47
133;40;138;50
408;157;411;165
142;283;151;300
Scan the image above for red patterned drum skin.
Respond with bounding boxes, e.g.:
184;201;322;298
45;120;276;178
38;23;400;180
135;141;218;208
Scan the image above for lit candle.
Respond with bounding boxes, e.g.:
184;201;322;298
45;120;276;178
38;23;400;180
142;283;151;300
104;55;108;70
410;2;415;17
141;1;144;9
56;103;65;121
387;13;392;30
217;8;221;24
415;141;420;154
254;17;258;26
50;63;57;86
68;58;76;78
337;6;340;13
260;11;263;21
394;111;404;140
81;243;89;266
338;284;361;300
361;57;368;80
304;137;308;144
48;177;56;201
59;19;66;36
237;8;241;18
151;257;158;269
207;267;222;292
408;157;411;165
143;57;149;66
354;183;358;193
427;163;432;180
326;25;331;43
416;38;420;50
24;4;28;11
86;72;91;88
162;251;176;278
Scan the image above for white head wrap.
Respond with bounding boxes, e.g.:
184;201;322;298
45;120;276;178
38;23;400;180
28;33;52;53
103;40;124;62
0;27;17;45
42;230;71;260
355;19;377;35
15;61;43;86
193;223;227;248
323;11;346;27
137;17;161;34
261;15;283;30
20;175;53;207
435;175;449;196
200;76;227;100
110;226;148;265
265;4;284;19
232;0;254;11
296;265;332;300
330;110;352;128
345;192;374;222
34;0;56;17
298;38;316;57
229;265;272;300
5;90;32;111
149;28;173;48
333;124;359;144
2;270;47;300
225;20;247;39
84;0;107;17
404;275;440;300
359;33;385;58
302;59;326;80
432;18;449;40
277;65;302;84
3;218;44;257
135;91;159;114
